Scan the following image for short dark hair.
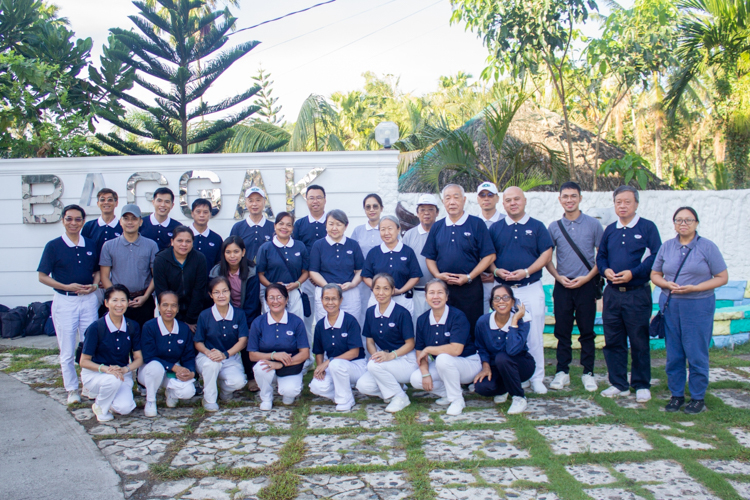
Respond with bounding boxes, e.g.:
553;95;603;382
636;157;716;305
274;211;294;225
673;206;700;223
157;290;179;304
104;284;130;302
613;185;639;203
559;181;581;194
265;283;289;301
153;187;175;202
491;284;515;304
62;204;85;219
171;225;193;240
307;185;326;197
208;276;230;294
363;193;383;208
191;198;212;212
96;188;118;201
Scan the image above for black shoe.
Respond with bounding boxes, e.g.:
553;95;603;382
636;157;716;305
665;396;685;412
683;399;706;414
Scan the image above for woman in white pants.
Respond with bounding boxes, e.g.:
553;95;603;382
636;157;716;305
194;277;249;412
138;291;197;417
355;274;417;413
309;284;367;412
409;279;482;416
80;285;143;422
351;194;384;325
248;284;310;411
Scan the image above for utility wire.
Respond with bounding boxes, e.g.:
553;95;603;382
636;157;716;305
229;0;340;36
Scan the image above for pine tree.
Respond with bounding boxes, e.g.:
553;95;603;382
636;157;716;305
92;0;261;155
252;66;283;125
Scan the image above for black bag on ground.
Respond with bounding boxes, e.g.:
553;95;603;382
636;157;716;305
1;306;29;339
44;316;56;336
25;301;52;337
0;304;9;337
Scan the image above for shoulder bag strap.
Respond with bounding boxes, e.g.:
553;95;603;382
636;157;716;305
556;220;592;272
272;243;299;283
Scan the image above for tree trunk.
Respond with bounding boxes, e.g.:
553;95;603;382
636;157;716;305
713;128;725;164
726;125;750;188
631;107;640;154
653;72;664;179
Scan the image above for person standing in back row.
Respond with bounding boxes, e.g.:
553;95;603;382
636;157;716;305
545;182;603;392
476;182;505;315
190;198;223;274
401;194;439;328
140;187;181;252
82;188;122;255
597;186;662;403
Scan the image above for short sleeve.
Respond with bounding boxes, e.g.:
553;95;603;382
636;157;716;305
81;322;100;357
448;310;470;346
414;314;427;351
246;316;262;352
99;241;113;267
300;244;310;270
295;318;309;349
129;321;142;351
292;219;301;240
353;241;364;270
536;222;554;254
362;251;376;279
235;309;249;338
475;220;496;258
547;222;558;248
37;241;55;275
400;308;414;340
362;309;373;338
705;240;727;275
309;241;322;273
406;247;423;278
652;245;666;273
193;312;207;344
594;221;604;248
256;244;269;273
312;320;324;355
345;315;362;348
421;225;438;260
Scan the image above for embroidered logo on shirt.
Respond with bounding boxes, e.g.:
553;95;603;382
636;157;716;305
265;235;271;241
400;256;407;261
86;251;93;256
341;332;348;337
286;330;295;336
634;234;642;239
444;332;451;336
126;336;130;340
464;232;472;237
232;324;239;329
526;230;533;235
388;322;396;327
209;242;215;246
167;232;173;237
346;250;353;254
115;232;121;237
177;339;184;344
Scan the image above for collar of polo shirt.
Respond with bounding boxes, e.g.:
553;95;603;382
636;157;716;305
374;300;396;318
98;216;119;228
481;211;502;224
121;234;141;246
273;236;294;248
62;233;85;248
365;223;379;231
417;224;429;235
150;213;172;227
324;311;345;329
325;235;347;246
105;313;127;333
444;212;469;227
489;311;512;332
616;214;640;229
211;304;234;322
158;316;179;336
308;213;326;224
267;310;289;325
504;213;530;226
561;212;584;224
189;223;210;238
245;215;267;228
429;305;449;325
380;241;403;253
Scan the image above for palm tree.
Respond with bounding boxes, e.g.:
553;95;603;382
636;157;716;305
288;94;344;152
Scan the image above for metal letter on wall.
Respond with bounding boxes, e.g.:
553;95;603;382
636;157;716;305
127;172;168;216
285;167;325;217
234;169;274;220
21;175;64;224
179;170;222;218
78;173;106;208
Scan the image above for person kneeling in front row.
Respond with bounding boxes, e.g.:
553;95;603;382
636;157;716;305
410;279;481;416
138;291;197;417
309;284;367;412
474;284;535;414
80;285;143;422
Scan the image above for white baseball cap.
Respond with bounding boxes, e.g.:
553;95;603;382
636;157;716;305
245;186;266;198
477;181;499;195
416;194;439;207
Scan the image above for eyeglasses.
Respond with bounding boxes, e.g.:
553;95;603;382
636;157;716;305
211;290;230;297
322;297;340;303
64;217;83;223
307;196;325;201
674;219;696;225
478;192;496;198
492;295;513;303
364;204;381;211
267;296;286;303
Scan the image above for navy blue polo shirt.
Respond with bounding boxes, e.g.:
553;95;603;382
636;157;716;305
309;236;365;284
194;305;249;353
247;311;309;354
596;215;662;288
229;216;275;262
191;225;223;271
362;242;423;289
37;235;99;292
82;315;141;367
490;214;554;285
257;238;309;283
362;301;414;352
474;312;531;361
313;312;364;360
415;306;476;357
293;214;327;255
421;213;495;275
140;317;196;372
140;214;181;252
82;217;122;254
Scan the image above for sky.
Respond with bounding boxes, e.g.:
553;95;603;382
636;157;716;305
52;0;491;124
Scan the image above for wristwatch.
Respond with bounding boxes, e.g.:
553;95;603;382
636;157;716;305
466;274;473;283
524;269;530;279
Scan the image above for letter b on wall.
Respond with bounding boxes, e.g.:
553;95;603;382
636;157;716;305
21;175;64;224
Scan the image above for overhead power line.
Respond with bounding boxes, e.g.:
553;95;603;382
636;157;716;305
230;0;340;36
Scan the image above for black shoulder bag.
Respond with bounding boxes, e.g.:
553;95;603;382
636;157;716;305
556;220;603;300
272;244;311;317
649;242;695;339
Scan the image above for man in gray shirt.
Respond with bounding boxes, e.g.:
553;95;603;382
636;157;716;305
545;182;604;392
100;204;159;327
401;194;439;327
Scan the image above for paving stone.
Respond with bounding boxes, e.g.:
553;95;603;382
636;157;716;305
422;430;529;461
89;407;193;436
543;375;573;392
35;386;69;405
523;398;606;421
728;481;750;500
536;424;652;455
38;354;60;365
565;465;618;485
71;408;94;421
613;395;648;409
296;471;412;499
502;490;559;499
147;479;197;497
465;399;494;408
0;353;13;370
124;480;145;498
585;489;646;500
420;408;507;425
738;367;750;375
97;438;172;475
615;459;691;482
706;368;749;383
236;477;273;499
478;466;548;485
730;428;750;448
700;459;750;475
149;477;270;500
306;404;395;430
678;421;695;427
644;424;672;431
297;432;405;468
435;487;501;499
714;389;750;409
196;406;292;433
663;435;715;450
171;436;288;471
411;390;440;399
429;469;476;486
10;368;59;385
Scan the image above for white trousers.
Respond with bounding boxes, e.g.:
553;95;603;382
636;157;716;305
367;293;414;317
309;358;367;405
52;292;99;391
195;353;246;404
483;281;495;316
253;362;304;403
512;280;546;383
356;351;418;401
81;368;135;416
357;282;371;327
410;353;482;402
137;360;196;402
411;290;429;329
315;285;361;327
301;280;316;342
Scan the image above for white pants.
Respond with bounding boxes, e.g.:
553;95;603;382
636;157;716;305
253;362;304;403
52;292;99;391
410;353;482;402
137;360;196;402
195;353;246;404
301;281;316;342
309;358;367;405
512;280;546;383
411;289;429;329
81;368;135;416
356;351;418;401
357;282;371;327
483;281;495;316
367;293;414;317
315;285;361;327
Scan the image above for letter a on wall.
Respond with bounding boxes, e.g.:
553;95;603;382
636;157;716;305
235;170;273;220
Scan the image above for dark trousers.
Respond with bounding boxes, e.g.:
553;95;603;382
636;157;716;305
602;285;652;391
448;278;483;336
241;350;256;382
553;280;597;374
474;351;536;398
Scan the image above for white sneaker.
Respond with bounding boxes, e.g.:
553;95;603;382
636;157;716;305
219;390;233;402
549;372;570;390
165;390;178;408
144;401;157;418
601;386;630;398
636;389;651;403
336;401;354;412
507;396;528;415
92;403;113;422
202;399;219;412
435;397;451;406
259;401;273;411
531;380;548;394
282;396;296;405
494;393;508;404
446;399;466;416
468;383;475;393
81;386;95;400
385;395;410;413
581;373;598;392
521;380;530;389
67;391;81;405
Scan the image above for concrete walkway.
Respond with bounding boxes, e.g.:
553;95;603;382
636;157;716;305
0;335;58;349
0;372;124;500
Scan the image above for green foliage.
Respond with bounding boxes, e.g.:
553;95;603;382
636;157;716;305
713;162;731;189
598;152;656;188
252;67;283;125
288;94;342;152
222;120;290;153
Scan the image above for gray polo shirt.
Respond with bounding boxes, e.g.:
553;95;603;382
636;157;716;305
652;234;726;300
100;234;159;293
401;224;433;288
548;213;604;278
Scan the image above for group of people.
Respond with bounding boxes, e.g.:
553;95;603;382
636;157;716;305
36;179;728;421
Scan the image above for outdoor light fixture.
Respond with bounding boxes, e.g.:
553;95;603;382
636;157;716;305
375;121;399;149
